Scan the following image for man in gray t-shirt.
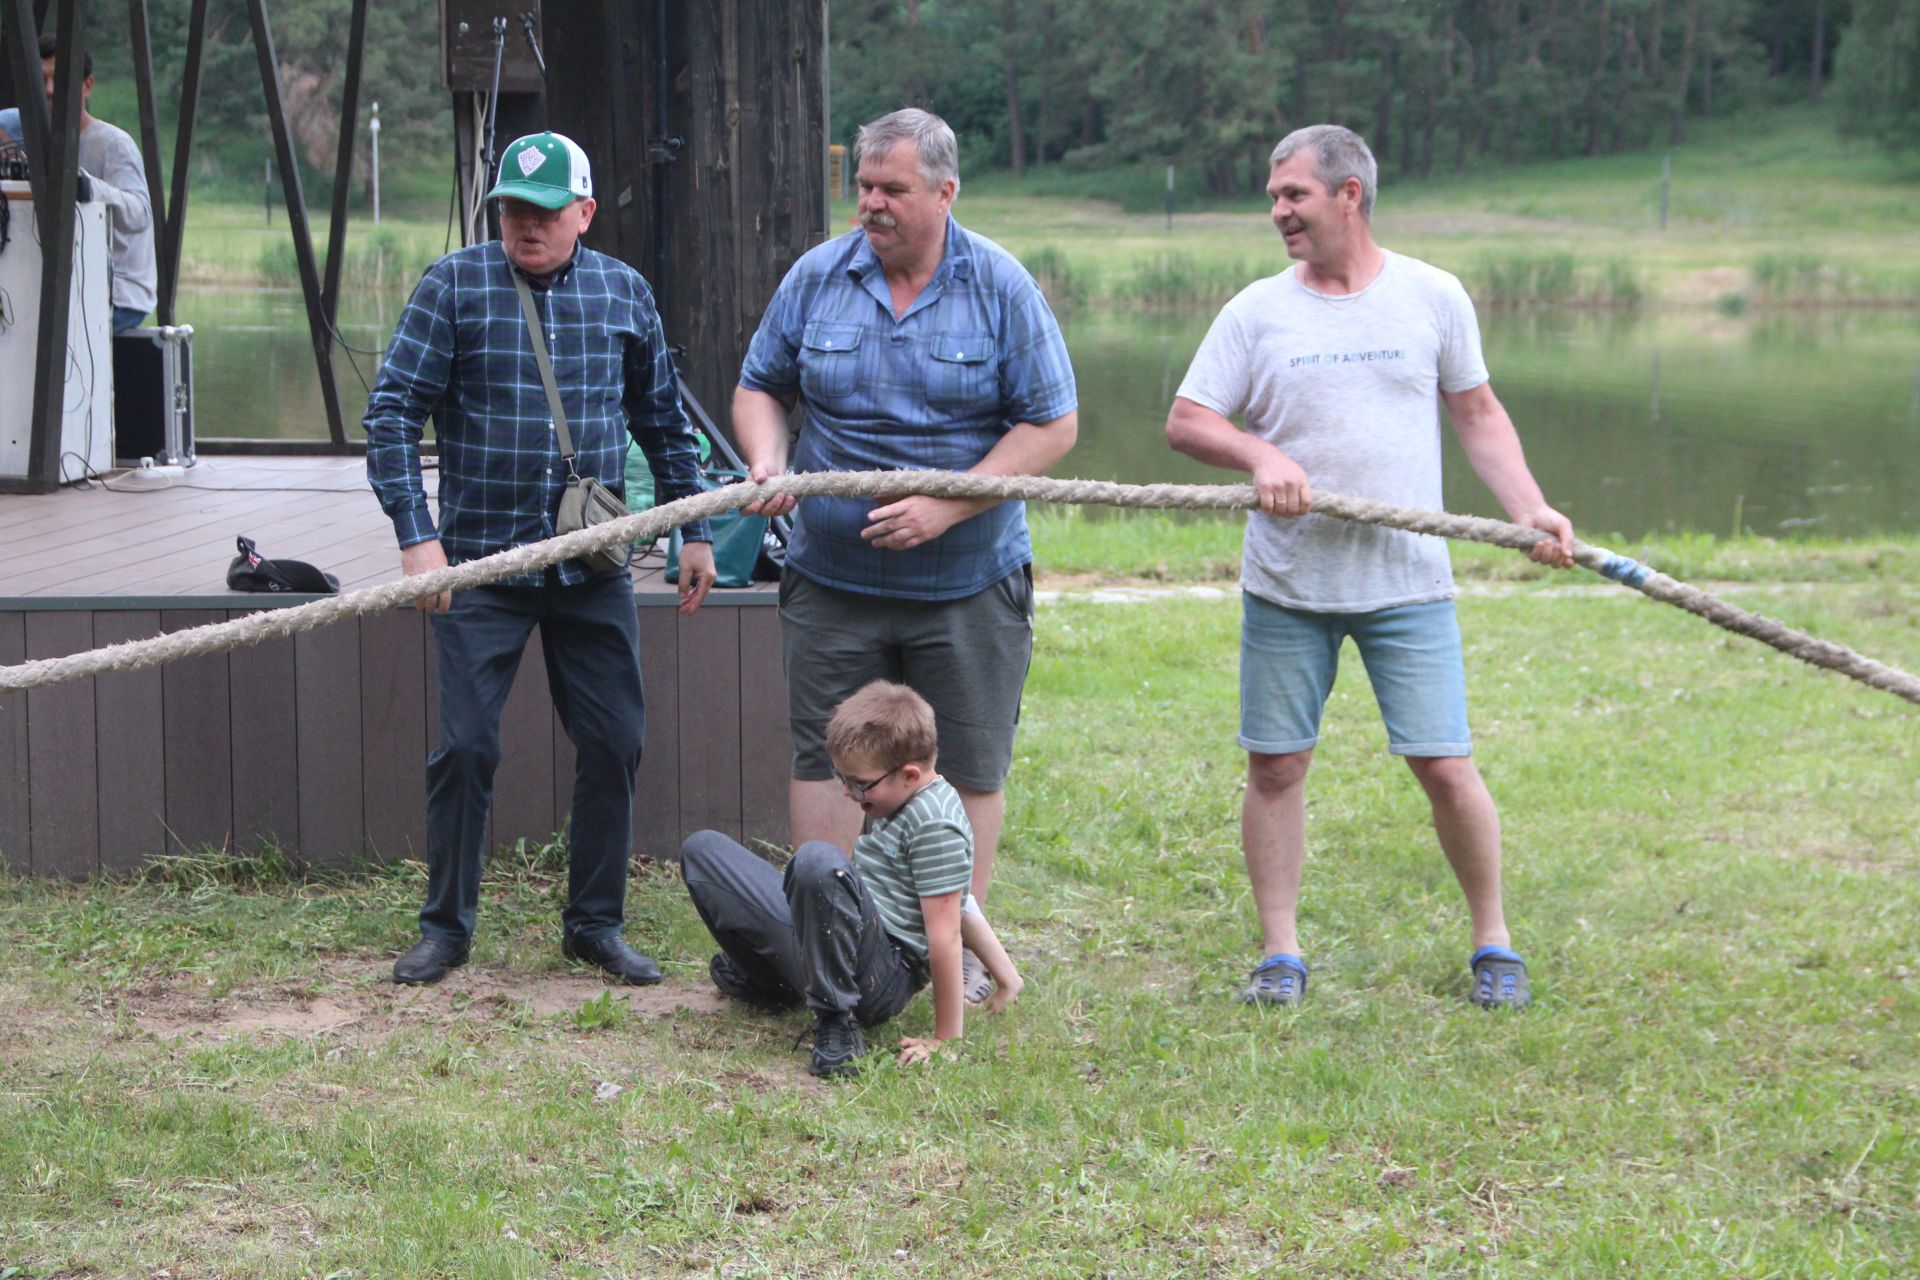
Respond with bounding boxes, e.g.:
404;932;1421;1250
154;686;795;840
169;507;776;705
1167;124;1573;1012
11;37;157;332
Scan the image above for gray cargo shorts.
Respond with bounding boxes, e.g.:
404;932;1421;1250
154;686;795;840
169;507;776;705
779;566;1034;792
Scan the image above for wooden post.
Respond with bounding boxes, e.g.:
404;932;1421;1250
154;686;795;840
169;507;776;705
544;0;829;446
441;0;546;249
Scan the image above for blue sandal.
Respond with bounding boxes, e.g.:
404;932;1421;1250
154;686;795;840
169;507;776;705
1470;945;1531;1010
1239;952;1309;1006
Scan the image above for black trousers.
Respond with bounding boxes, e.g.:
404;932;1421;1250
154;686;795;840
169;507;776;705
680;830;920;1025
421;572;644;945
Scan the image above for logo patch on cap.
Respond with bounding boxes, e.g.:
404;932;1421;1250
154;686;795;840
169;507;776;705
517;147;544;178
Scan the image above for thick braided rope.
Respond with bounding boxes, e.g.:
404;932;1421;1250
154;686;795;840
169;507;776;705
2;470;1916;706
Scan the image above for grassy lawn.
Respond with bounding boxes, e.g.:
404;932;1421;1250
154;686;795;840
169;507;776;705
2;531;1916;1277
937;108;1920;309
174;108;1920;313
176;201;449;289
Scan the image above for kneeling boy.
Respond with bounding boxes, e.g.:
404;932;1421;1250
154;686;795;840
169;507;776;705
681;680;1022;1076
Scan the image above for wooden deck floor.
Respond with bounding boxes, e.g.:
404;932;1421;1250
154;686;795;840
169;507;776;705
0;455;740;606
0;457;786;878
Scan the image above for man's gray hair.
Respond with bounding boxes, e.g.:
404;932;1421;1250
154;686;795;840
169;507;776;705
1271;124;1377;219
854;108;960;192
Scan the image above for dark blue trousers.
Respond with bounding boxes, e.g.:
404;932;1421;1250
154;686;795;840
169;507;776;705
421;572;644;945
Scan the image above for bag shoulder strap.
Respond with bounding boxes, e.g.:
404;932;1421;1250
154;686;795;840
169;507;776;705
510;267;578;471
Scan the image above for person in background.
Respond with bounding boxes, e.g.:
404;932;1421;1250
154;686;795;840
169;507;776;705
2;35;158;333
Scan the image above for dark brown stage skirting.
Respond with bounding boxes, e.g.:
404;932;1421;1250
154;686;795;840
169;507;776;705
0;456;785;877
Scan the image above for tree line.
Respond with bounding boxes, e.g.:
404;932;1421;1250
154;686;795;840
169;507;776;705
30;0;445;203
15;1;1911;212
833;0;1917;195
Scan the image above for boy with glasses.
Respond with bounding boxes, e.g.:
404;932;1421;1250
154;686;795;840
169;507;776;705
681;680;1023;1077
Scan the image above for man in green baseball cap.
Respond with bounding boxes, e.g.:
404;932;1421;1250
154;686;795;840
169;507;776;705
366;130;715;988
485;131;598;281
488;131;594;206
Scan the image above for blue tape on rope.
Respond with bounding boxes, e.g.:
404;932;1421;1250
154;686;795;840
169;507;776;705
1598;554;1652;588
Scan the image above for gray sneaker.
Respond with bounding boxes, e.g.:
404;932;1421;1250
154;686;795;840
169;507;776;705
961;948;994;1005
808;1011;867;1078
1469;946;1532;1010
1238;953;1308;1006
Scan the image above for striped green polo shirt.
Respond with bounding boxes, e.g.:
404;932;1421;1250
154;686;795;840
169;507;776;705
854;776;974;974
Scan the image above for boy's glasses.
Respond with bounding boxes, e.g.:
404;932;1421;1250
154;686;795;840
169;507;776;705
831;764;901;802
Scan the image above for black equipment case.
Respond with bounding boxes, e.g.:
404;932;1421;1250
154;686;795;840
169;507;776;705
113;324;195;467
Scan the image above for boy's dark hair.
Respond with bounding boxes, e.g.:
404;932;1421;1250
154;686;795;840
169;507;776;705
38;35;92;82
825;680;937;769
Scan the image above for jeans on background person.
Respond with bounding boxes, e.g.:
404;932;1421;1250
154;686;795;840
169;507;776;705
420;572;646;945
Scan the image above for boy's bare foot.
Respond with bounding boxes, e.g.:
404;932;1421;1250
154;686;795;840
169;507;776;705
981;972;1024;1014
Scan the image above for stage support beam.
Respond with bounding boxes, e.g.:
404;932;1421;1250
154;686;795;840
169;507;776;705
0;0;86;494
321;0;369;327
247;0;346;448
156;0;206;324
126;0;168;319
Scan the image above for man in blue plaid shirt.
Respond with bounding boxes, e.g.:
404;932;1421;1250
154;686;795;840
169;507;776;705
734;109;1077;999
366;131;715;987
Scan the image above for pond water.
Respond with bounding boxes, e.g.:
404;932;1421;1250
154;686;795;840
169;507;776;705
181;286;1920;541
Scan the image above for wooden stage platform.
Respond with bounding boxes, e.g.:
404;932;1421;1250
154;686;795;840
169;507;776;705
0;457;787;878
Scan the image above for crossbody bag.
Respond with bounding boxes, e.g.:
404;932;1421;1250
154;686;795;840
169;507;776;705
511;267;632;574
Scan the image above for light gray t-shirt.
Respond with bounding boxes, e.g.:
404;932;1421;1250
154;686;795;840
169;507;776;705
76;118;156;316
1176;250;1489;612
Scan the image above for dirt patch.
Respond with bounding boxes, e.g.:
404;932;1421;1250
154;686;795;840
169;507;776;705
137;997;361;1040
1034;569;1236;592
0;984;70;1045
1034;569;1253;599
444;968;732;1020
117;958;733;1044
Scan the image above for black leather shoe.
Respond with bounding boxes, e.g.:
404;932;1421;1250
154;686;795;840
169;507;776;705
393;936;470;985
562;932;663;986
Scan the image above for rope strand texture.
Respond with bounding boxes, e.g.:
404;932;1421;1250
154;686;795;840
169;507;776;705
2;470;1916;706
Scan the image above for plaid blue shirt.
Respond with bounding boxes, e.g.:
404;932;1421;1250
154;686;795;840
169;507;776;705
739;217;1076;601
365;241;708;588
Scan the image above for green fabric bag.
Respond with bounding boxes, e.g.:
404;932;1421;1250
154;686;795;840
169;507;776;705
665;469;781;588
625;431;713;518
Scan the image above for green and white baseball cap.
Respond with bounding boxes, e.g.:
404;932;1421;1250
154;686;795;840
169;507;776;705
485;132;593;208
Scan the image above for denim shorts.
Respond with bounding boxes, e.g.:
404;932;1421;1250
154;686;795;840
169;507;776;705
1239;593;1472;757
